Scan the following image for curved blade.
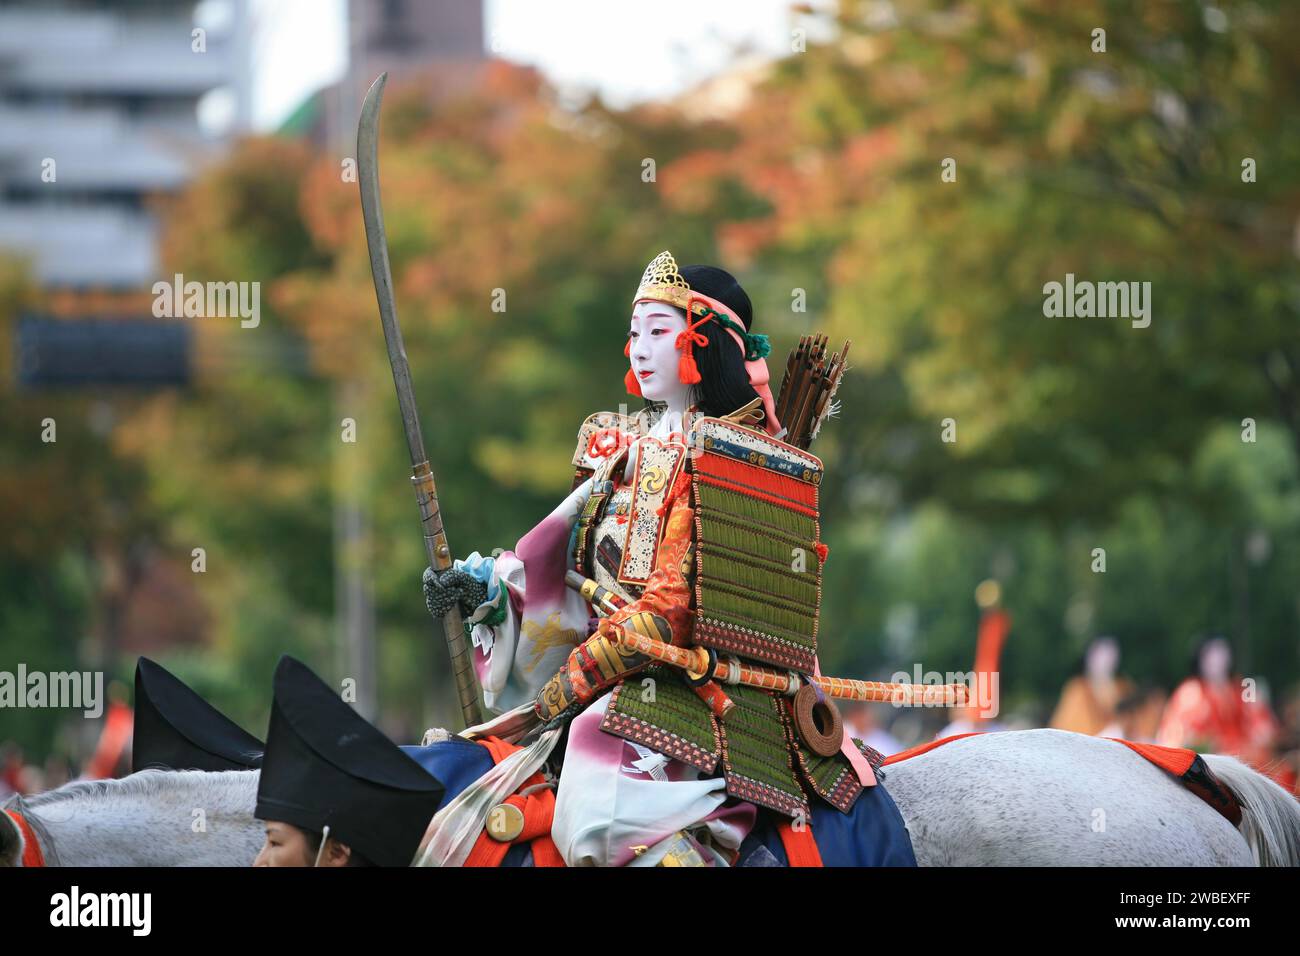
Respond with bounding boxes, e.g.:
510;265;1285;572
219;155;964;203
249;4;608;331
356;72;484;728
358;71;427;466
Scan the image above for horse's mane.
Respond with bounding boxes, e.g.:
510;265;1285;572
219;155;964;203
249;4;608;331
21;768;256;808
5;769;259;866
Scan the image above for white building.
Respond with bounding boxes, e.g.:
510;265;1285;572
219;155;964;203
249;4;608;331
0;0;252;288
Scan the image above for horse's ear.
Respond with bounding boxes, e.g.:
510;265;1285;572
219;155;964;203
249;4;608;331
0;810;23;867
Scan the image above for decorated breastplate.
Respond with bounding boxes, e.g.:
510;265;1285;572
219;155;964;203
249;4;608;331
573;434;688;602
589;484;640;602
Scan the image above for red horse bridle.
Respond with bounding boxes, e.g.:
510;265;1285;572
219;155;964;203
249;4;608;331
3;808;46;867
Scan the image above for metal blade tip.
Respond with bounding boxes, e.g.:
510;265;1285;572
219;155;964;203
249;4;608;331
364;72;389;101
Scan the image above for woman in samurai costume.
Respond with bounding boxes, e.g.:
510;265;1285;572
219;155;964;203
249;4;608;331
420;251;898;867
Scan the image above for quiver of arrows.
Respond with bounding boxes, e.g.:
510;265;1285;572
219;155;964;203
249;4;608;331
773;334;851;450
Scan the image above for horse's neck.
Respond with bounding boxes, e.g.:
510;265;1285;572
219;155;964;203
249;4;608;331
28;770;261;866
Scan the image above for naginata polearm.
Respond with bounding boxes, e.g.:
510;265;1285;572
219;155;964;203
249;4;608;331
358;73;482;728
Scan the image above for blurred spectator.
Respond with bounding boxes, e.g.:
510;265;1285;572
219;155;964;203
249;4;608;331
43;753;71;791
1156;636;1280;773
843;702;903;756
937;584;1012;741
1099;685;1166;742
82;680;133;780
935;708;1009;739
1;742;26;796
1273;685;1300;793
1050;636;1133;735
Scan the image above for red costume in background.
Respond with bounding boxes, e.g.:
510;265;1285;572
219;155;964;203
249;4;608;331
1156;676;1285;786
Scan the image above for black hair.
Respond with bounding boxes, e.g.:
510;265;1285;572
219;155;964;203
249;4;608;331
677;264;762;421
302;826;376;867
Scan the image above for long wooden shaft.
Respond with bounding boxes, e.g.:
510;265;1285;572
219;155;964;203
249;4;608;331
358;73;481;727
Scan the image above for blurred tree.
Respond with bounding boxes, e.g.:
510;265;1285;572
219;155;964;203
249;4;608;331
654;0;1300;708
668;0;1300;522
0;258;167;759
7;5;1299;760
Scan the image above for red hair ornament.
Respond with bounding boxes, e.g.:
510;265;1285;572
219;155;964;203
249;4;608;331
623;337;643;397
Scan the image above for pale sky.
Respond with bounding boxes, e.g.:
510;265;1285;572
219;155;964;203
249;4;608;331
249;0;833;130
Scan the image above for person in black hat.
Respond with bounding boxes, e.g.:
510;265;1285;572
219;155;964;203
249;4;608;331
131;657;263;773
252;655;444;867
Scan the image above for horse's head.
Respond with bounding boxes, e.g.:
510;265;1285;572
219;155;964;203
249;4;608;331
0;802;27;867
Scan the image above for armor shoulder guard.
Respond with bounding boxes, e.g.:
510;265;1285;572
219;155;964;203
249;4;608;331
686;416;824;674
569;407;665;489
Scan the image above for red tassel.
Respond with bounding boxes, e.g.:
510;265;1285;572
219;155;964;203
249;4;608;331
678;351;702;384
814;541;829;563
675;311;712;386
624;338;643;396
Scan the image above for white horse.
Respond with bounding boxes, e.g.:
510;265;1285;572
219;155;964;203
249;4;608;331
1;769;263;867
882;730;1299;866
3;731;1297;866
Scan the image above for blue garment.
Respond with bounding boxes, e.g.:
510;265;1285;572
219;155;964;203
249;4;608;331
400;739;534;866
402;738;916;867
737;780;918;867
400;739;493;812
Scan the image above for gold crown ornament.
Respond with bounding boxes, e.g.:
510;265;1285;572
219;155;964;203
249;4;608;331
633;250;694;310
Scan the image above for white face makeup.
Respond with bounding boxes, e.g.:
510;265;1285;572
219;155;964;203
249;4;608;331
628;299;692;412
1085;637;1119;680
1200;639;1231;684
